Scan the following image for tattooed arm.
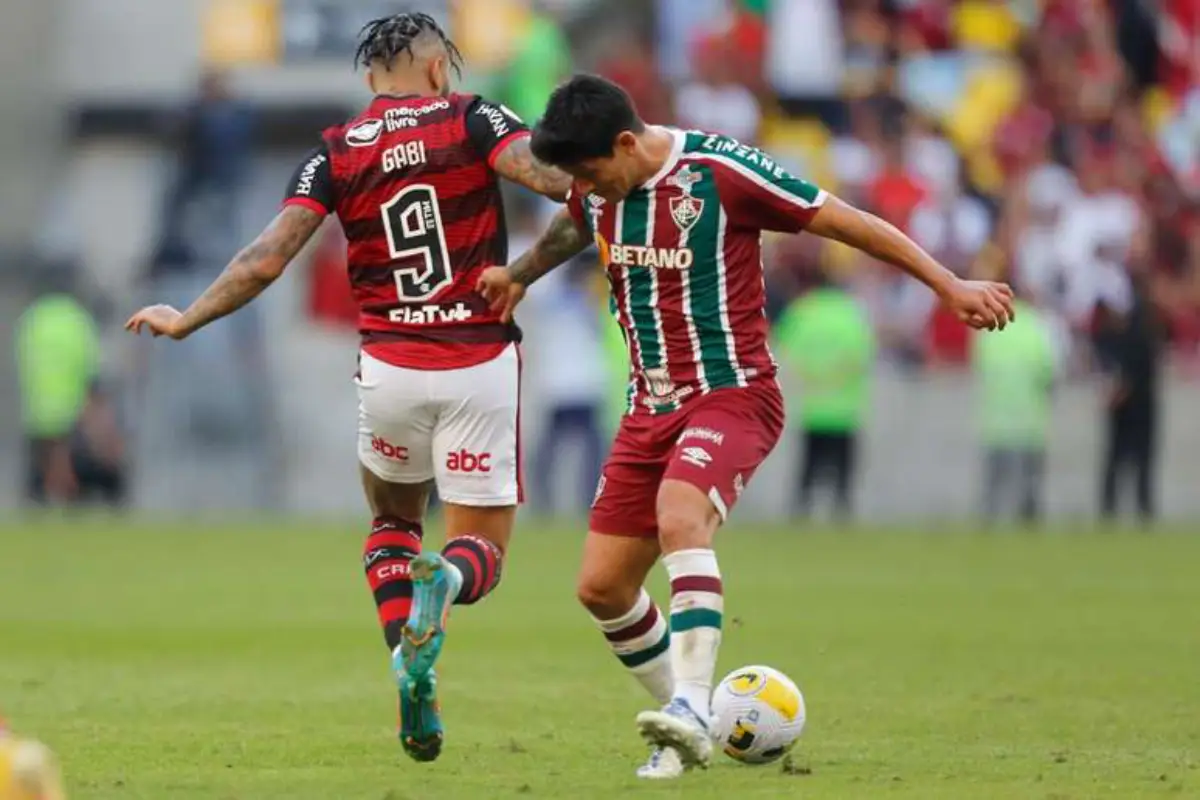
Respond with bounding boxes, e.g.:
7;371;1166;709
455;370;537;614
125;205;325;339
491;137;572;202
180;205;325;332
476;208;592;322
509;207;591;286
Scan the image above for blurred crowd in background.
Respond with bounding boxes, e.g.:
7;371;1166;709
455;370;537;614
8;0;1199;522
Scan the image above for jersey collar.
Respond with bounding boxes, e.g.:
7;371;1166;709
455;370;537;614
638;127;685;191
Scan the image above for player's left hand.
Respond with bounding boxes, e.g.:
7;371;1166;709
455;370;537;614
125;304;189;339
476;267;526;323
941;280;1015;331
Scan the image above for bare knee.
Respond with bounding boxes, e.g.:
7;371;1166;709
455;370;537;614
656;480;720;553
576;574;642;621
576;531;660;620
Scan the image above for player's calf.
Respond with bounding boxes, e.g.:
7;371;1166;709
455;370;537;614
577;532;671;703
363;515;424;650
400;534;504;680
662;549;723;718
441;534;504;605
363;518;444;761
655;481;725;721
585;587;674;705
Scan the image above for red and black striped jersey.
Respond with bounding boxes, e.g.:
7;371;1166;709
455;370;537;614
283;92;530;369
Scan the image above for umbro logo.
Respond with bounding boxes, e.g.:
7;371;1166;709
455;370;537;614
680;446;712;469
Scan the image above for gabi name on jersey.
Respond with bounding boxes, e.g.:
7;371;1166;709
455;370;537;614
382;140;428;173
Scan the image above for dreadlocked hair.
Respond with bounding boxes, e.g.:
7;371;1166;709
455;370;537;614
355;12;463;76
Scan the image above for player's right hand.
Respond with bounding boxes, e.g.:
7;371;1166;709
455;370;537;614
941;280;1015;332
124;304;189;339
476;267;526;323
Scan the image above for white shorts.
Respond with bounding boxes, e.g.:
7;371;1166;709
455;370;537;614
356;345;521;506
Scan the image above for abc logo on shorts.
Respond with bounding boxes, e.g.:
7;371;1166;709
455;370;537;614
371;436;409;462
446;450;491;474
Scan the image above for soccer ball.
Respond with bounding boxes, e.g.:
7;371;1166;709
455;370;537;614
710;665;806;764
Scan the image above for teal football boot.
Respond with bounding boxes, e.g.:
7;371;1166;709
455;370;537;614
396;552;462;760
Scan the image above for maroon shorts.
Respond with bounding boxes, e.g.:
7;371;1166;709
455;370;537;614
589;380;785;538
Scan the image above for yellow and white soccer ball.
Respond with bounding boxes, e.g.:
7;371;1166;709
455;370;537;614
710;665;806;764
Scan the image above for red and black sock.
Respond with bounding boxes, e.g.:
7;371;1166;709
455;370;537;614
442;535;503;606
363;516;423;650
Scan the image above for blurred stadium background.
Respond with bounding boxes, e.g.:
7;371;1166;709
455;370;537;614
4;4;1200;797
2;0;1199;522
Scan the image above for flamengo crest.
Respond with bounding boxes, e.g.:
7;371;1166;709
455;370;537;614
667;167;704;232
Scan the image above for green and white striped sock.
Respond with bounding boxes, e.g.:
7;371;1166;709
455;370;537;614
664;548;723;718
593;588;674;704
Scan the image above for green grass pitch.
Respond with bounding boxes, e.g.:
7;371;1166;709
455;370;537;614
2;519;1197;798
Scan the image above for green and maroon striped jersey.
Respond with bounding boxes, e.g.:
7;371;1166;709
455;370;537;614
566;129;827;416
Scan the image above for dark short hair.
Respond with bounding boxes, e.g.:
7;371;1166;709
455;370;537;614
355;12;462;76
531;74;645;167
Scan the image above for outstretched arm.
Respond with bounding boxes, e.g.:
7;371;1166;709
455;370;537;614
806;196;956;295
709;147;1014;330
126;204;325;339
805;196;1015;330
492;137;572;202
181;205;325;331
476;207;592;322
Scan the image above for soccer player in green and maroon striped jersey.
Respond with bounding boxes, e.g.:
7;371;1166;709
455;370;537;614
477;75;1015;779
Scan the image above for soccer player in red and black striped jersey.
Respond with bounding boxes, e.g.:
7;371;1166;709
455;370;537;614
480;75;1015;778
126;13;570;762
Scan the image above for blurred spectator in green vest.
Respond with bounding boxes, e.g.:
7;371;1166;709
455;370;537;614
16;259;126;507
600;290;632;440
502;1;571;125
526;255;607;514
970;289;1059;524
775;271;875;520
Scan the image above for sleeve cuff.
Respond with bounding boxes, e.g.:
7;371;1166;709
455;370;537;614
487;130;532;170
283;197;331;216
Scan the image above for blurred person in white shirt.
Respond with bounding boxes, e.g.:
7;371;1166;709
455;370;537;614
767;0;843;96
1055;146;1140;329
908;155;993;277
1011;159;1079;308
524;253;608;514
673;34;762;145
516;198;607;515
830;99;889;208
904;114;959;199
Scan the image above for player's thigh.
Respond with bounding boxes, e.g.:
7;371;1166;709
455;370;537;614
576;530;661;618
360;465;433;522
442;502;516;554
431;343;520;516
588;425;667;540
356;351;436;487
661;383;786;531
